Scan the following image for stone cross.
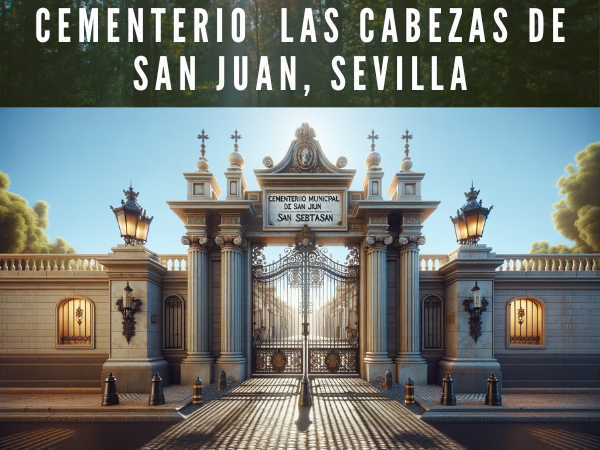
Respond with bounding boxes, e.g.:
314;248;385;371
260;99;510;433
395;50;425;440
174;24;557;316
401;129;413;157
231;130;242;151
367;129;379;151
197;129;209;157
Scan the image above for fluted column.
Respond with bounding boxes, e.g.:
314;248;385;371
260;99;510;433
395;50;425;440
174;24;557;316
185;241;212;361
363;234;394;380
215;235;246;369
180;236;213;384
396;235;428;384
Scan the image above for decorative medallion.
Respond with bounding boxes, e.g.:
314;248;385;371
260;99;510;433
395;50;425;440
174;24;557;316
325;350;341;372
348;355;356;370
295;146;315;170
256;356;265;370
271;349;288;373
517;306;525;325
75;307;84;325
296;224;316;252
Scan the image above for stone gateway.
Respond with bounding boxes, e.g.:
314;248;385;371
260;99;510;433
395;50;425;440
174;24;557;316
0;122;599;395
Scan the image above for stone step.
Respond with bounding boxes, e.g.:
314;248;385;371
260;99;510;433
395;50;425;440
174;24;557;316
0;354;108;365
0;380;101;388
0;387;102;394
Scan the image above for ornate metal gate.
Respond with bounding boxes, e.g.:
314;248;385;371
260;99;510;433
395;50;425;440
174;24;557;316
252;226;359;375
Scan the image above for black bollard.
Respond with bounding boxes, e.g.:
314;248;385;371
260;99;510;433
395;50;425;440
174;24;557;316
217;370;227;391
102;372;119;406
193;377;203;405
299;377;312;407
405;377;415;404
440;372;457;406
148;373;166;406
485;372;502;406
384;371;393;390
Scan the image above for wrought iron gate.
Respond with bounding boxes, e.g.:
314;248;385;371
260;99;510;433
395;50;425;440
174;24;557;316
252;226;359;375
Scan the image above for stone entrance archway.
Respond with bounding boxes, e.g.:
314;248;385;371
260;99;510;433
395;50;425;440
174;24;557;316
251;226;360;376
168;123;439;385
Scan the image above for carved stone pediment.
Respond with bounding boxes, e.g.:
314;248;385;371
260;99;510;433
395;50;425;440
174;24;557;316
255;123;356;179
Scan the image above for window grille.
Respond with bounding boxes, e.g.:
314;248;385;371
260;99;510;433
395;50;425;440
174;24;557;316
56;298;93;347
164;295;184;349
422;295;443;349
508;298;544;346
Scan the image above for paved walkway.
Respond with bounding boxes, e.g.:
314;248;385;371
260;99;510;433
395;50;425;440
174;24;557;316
144;378;465;450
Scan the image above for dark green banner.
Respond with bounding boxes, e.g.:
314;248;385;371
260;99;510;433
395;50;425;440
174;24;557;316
1;0;598;107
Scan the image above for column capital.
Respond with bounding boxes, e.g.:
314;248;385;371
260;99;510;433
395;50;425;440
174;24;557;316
362;234;393;252
396;234;426;252
181;234;212;250
215;234;247;251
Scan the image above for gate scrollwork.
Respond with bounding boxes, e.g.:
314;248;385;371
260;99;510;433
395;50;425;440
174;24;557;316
252;226;360;375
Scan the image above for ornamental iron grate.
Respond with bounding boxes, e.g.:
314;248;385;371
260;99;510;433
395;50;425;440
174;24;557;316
252;226;359;375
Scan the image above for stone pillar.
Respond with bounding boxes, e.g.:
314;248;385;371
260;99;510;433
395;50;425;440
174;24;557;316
396;235;428;385
97;245;169;393
363;234;394;381
438;245;504;393
215;234;246;381
180;236;213;384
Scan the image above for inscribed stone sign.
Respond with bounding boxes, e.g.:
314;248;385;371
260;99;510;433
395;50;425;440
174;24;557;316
264;191;346;230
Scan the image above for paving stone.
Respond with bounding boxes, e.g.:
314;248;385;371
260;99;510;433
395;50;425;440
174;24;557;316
143;378;466;450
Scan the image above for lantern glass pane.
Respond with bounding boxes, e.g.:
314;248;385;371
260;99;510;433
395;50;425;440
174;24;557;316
454;222;462;242
466;213;479;238
116;212;127;236
136;219;149;241
478;214;487;236
458;219;469;241
125;213;139;237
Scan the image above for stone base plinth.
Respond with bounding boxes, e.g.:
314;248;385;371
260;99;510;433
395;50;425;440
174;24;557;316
437;358;502;393
180;363;213;385
215;362;246;383
101;358;170;393
397;362;427;386
364;363;395;382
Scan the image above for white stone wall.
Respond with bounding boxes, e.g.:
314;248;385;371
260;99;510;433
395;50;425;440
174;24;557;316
0;273;109;354
494;273;600;355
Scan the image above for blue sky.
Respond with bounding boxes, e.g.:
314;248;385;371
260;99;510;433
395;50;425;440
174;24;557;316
0;108;598;259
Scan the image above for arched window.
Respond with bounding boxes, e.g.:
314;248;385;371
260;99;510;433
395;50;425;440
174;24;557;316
422;295;443;349
56;298;94;348
163;295;184;350
508;298;545;347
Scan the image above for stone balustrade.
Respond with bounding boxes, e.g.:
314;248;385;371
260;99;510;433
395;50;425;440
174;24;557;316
418;255;449;271
496;254;599;272
0;254;106;271
159;255;187;271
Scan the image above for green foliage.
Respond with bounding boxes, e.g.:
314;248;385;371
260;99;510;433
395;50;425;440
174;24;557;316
0;171;76;254
530;141;600;254
0;0;597;106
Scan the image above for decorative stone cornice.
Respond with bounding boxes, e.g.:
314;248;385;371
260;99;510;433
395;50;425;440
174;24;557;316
396;235;426;253
181;235;211;250
215;234;247;251
362;234;393;252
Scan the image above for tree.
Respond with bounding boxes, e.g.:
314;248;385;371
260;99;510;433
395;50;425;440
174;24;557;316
530;141;600;254
0;171;76;254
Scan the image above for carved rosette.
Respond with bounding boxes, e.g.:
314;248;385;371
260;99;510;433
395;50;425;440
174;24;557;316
396;235;426;253
215;234;247;251
362;234;393;253
181;235;211;250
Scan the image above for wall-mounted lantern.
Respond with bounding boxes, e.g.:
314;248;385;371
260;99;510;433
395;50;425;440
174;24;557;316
116;281;142;344
110;184;153;245
462;282;488;343
450;183;493;245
